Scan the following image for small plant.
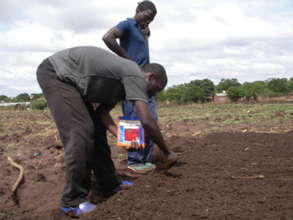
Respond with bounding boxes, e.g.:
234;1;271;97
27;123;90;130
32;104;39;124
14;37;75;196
30;99;47;110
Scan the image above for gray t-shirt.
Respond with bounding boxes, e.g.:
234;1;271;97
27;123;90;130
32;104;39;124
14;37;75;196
48;46;148;105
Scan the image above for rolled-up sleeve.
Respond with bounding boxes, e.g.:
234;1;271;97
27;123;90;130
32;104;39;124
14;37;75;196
116;20;130;33
122;76;148;103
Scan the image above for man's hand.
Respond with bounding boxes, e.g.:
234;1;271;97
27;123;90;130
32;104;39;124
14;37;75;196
126;141;143;151
162;151;178;169
141;26;150;39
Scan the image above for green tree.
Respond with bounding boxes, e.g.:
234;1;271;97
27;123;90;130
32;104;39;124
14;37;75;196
162;82;206;104
30;99;47;110
180;84;204;103
155;90;167;102
16;93;30;101
242;81;268;101
165;85;185;102
267;78;289;94
189;79;215;101
287;78;293;92
0;95;9;102
227;86;244;102
30;93;44;100
216;78;241;92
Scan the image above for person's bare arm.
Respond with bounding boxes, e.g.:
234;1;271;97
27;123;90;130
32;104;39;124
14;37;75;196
134;100;169;155
133;100;178;167
103;27;131;59
96;103;117;137
96;103;141;150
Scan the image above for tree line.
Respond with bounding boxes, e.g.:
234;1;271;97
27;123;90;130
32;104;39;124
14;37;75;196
156;77;293;103
1;77;293;106
0;93;43;102
0;93;47;110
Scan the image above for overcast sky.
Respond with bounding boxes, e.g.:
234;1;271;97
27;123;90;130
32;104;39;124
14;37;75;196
1;0;292;97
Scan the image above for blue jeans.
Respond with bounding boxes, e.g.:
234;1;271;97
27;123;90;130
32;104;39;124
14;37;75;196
122;97;157;165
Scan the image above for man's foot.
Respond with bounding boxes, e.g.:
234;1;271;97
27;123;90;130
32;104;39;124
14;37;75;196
89;180;134;204
60;201;96;217
161;151;178;169
127;162;156;174
113;180;134;192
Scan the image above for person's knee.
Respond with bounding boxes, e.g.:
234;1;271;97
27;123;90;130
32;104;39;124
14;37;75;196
64;121;95;153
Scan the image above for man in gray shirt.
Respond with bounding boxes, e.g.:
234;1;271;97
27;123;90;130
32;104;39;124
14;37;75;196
36;46;177;216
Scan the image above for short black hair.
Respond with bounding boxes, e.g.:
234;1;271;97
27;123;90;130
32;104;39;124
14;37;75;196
136;1;157;16
142;63;168;88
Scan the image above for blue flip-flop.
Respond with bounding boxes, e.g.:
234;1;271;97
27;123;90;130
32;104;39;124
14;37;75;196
60;201;96;216
113;180;134;192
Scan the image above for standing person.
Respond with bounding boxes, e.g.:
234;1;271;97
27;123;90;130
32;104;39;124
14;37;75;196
103;0;159;174
36;46;177;217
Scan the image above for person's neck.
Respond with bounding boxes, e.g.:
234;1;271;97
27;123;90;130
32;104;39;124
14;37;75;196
133;14;139;22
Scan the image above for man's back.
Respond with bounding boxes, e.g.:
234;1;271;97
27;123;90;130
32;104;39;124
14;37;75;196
49;46;141;79
49;46;148;104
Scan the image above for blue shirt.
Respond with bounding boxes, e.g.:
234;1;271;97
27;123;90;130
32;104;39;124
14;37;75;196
116;18;149;67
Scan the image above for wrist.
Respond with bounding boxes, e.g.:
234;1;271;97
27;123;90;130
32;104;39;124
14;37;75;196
163;149;171;157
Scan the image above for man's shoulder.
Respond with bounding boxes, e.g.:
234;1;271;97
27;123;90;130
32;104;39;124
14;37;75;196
122;18;136;24
117;18;137;29
126;18;136;23
119;59;143;76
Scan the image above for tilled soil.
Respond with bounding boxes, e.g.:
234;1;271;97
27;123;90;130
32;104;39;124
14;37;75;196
1;132;293;220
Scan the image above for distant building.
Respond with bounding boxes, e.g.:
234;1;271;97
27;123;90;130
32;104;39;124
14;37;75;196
0;102;30;107
214;91;231;104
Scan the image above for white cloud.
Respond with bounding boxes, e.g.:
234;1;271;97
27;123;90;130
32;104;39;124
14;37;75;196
0;0;293;96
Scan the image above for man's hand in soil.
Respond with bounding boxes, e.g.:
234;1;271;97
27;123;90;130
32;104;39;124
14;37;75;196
134;100;178;169
162;150;178;169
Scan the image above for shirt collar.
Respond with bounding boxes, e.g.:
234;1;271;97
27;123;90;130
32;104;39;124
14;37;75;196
127;18;138;26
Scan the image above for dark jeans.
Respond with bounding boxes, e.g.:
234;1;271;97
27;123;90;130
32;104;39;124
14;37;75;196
122;98;157;165
36;59;120;207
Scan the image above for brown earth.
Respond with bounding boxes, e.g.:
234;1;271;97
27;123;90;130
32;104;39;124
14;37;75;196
1;110;293;219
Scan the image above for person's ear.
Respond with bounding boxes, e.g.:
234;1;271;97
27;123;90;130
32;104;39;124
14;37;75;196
145;72;153;82
148;72;155;81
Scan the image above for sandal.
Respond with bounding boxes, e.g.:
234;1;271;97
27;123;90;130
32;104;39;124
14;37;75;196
128;162;156;174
